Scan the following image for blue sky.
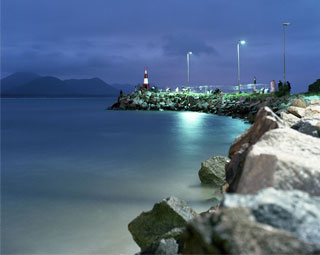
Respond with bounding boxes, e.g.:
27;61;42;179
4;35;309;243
1;0;320;92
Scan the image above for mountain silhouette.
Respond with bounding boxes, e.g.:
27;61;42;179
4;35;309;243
1;73;120;97
1;72;41;93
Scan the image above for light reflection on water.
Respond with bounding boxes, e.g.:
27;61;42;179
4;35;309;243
1;98;250;254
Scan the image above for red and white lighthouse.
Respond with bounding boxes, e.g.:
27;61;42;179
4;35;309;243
142;67;150;90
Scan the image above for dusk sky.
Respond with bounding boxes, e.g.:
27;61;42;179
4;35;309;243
2;0;320;92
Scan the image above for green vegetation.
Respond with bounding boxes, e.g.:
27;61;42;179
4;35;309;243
308;79;320;93
275;84;291;97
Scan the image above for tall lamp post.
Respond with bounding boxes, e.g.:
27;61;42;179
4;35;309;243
187;51;192;87
283;22;290;85
237;40;246;93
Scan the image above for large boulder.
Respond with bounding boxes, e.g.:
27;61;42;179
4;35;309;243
198;156;230;186
181;207;319;255
236;128;320;196
286;106;305;118
280;112;300;127
222;188;320;244
128;197;197;250
290;98;306;108
228;106;286;158
226;107;286;192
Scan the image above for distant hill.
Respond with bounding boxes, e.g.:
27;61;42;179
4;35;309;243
1;72;41;93
1;72;120;97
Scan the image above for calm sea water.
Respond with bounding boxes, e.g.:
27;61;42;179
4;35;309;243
1;98;250;254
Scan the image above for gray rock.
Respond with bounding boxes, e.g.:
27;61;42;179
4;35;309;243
145;91;152;97
310;99;320;105
275;108;287;116
280;112;300;127
141;102;148;109
305;105;320;118
198;155;230;186
155;238;179;255
133;96;143;105
223;188;320;244
292;118;320;137
140;238;179;255
128;197;197;250
236;128;320;196
290;98;307;108
182;207;319;255
287;106;306;118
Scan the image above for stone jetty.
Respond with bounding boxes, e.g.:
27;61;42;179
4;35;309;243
108;90;308;123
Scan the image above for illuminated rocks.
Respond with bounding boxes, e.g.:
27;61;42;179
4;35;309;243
128;197;197;250
292;117;320;137
228;106;286;158
198;155;230;186
222;188;320;245
226;107;286;192
287;106;306;118
236;128;320;196
280;112;300;127
305;105;320;118
108;91;289;123
310;99;320;105
182;207;319;255
290;98;306;108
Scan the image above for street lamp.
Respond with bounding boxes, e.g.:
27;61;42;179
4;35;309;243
283;22;290;85
187;51;192;87
237;40;246;93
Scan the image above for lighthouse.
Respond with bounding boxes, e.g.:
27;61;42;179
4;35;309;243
142;67;150;90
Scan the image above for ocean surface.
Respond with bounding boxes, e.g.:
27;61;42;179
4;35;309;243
1;98;250;254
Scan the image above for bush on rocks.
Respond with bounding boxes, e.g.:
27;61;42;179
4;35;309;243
308;79;320;93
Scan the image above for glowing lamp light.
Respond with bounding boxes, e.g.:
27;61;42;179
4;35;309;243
240;40;246;45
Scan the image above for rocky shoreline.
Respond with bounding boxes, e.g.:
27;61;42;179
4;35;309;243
122;95;320;255
108;90;301;123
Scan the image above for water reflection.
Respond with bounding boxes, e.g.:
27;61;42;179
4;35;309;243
178;112;206;137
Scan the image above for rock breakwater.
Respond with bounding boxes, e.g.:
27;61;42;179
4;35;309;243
108;91;294;123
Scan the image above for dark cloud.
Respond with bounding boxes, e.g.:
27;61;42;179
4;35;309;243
162;35;217;57
1;0;320;92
